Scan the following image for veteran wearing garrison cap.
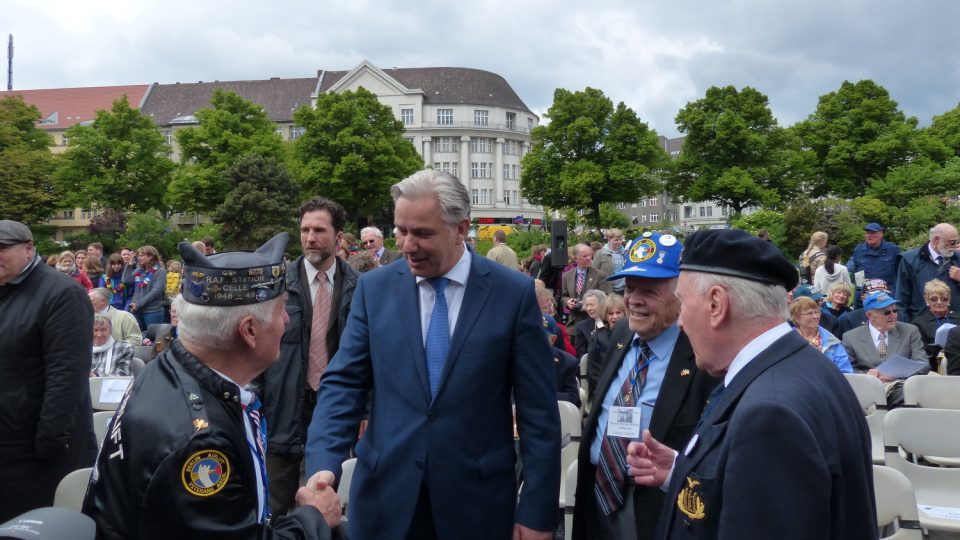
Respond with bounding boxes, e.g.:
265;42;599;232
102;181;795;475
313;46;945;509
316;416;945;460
572;232;718;540
83;234;341;539
626;229;877;540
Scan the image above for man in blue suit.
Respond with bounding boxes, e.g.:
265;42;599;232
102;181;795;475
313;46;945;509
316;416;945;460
627;229;877;540
305;169;561;540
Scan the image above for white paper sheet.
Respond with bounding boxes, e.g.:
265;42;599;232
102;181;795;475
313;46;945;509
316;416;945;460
918;504;960;521
98;378;131;403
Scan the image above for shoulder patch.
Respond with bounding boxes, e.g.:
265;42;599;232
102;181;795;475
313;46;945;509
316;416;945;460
181;449;230;496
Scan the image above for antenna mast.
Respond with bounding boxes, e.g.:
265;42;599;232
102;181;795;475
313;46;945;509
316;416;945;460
6;35;12;91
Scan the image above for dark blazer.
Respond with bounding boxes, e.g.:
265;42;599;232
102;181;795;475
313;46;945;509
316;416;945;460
657;330;877;540
555;349;581;408
941;326;960;376
305;253;561;540
561;266;611;329
378;248;402;265
574;318;600;358
573;320;719;540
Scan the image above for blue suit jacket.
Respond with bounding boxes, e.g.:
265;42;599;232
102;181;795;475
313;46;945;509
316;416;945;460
657;330;877;540
306;253;561;540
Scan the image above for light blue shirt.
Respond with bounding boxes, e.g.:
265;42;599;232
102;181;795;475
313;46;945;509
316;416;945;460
590;324;680;465
416;245;471;343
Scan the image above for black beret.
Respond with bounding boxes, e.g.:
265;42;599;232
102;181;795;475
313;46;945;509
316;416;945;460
179;232;288;306
680;229;799;290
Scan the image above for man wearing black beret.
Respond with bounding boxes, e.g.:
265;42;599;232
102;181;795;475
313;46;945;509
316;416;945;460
83;233;341;539
626;229;878;540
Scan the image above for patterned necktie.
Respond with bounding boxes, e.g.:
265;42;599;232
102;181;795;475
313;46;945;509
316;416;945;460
595;338;652;515
576;269;586;295
307;273;331;391
243;395;270;522
425;277;450;398
936;256;945;267
877;331;888;360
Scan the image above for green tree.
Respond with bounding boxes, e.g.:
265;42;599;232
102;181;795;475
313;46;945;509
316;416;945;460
926;102;960;159
521;87;668;233
166;90;285;214
291;88;422;224
213;155;300;250
794;80;919;198
118;211;181;259
672;85;792;214
0;96;60;224
730;209;786;248
53;95;173;214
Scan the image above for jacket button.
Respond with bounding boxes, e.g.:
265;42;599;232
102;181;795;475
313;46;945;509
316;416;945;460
428;412;437;421
223;392;230;399
415;460;424;469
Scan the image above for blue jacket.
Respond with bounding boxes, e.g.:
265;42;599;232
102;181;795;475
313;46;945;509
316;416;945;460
817;326;853;373
895;244;960;322
848;240;900;293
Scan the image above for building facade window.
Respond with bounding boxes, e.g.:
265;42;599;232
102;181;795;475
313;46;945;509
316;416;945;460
504;189;519;205
650;213;660;223
617;202;627;209
527;117;534;131
289;126;305;139
502;163;519;180
434;161;459;178
437;109;453;125
62;134;69;146
401;107;414;125
471;162;493;178
474;110;489;126
506;112;516;129
472;188;492;205
161;129;173;146
684;206;693;218
433;137;460;153
504;139;520;155
649;198;658;207
470;137;492;153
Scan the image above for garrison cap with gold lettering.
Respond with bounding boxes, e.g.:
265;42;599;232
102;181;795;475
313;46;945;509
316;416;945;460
179;232;288;306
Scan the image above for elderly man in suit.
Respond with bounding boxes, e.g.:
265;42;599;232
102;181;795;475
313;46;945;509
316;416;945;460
562;243;612;330
842;290;928;407
360;226;401;266
626;229;877;540
305;169;560;540
572;232;718;540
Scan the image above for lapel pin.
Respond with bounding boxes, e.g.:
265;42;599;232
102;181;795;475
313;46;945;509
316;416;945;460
617;342;625;350
680;369;691;377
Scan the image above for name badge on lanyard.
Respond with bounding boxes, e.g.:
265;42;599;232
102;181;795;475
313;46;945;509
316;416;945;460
607;405;643;438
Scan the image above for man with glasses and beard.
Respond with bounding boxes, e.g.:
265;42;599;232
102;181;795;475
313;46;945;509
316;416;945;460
896;223;960;322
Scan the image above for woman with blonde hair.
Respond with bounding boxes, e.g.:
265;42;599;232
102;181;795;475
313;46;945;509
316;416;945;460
57;250;93;290
790;296;852;373
585;293;627;399
799;231;829;284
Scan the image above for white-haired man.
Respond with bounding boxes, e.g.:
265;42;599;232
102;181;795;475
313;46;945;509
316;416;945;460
89;287;142;347
627;229;877;540
83;233;340;539
360;226;401;265
895;222;960;322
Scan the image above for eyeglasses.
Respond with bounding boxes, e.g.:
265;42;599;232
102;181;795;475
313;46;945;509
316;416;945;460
363;240;377;245
798;311;820;317
945;239;960;247
882;308;898;316
928;296;949;303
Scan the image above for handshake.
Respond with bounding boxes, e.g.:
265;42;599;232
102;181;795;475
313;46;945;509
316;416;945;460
296;470;342;529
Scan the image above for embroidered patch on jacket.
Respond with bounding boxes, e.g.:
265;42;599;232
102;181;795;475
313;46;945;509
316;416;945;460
677;476;707;521
181;450;230;496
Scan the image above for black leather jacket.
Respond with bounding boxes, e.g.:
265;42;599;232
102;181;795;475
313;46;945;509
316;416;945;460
82;340;332;539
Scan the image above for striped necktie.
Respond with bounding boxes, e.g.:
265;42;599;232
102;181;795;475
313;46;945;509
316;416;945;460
243;395;270;522
595;338;651;515
307;273;331;390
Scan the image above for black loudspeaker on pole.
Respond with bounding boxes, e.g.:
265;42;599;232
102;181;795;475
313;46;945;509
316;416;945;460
551;220;568;267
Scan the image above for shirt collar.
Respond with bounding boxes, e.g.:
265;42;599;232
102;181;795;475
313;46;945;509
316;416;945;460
210;367;255;407
3;254;41;286
303;257;336;286
415;244;471;288
724;322;793;387
636;323;680;361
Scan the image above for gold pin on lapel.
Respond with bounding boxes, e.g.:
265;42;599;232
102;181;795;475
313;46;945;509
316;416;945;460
617;342;625;350
192;419;209;431
680;369;691;377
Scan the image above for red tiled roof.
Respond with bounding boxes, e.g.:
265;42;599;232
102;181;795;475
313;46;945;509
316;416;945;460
0;85;150;129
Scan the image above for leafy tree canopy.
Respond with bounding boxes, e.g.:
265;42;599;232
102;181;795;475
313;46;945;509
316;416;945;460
53;95;173;214
166;90;285;214
521;87;668;233
213;154;300;250
291;87;422;225
0;96;60;224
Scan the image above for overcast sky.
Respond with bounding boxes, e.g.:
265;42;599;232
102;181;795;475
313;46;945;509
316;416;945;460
6;0;960;136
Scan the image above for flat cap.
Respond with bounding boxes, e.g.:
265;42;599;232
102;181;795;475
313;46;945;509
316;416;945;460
179;233;288;306
681;229;799;290
0;220;33;246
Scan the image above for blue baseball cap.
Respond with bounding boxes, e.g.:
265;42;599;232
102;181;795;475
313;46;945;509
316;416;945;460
864;223;884;232
864;291;897;311
793;284;822;302
608;232;682;280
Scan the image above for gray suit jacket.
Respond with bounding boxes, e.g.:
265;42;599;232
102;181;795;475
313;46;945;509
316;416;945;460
560;266;611;329
842;321;927;372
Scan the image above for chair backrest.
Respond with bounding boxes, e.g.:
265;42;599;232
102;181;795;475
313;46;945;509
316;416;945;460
339;458;357;514
0;507;96;540
873;465;922;540
133;345;154;362
903;376;960;409
844;373;887;411
563;459;578;540
92;411;114;448
558;400;582;442
883;407;960;532
130;357;146;378
144;323;172;342
89;377;133;411
579;353;589;378
54;468;93;512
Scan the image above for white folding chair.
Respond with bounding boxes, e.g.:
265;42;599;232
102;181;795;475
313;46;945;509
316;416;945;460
883;408;960;533
845;373;887;464
89;376;133;411
338;457;357;521
558;401;582;481
92;411;114;449
562;459;578;540
874;465;923;539
54;467;93;512
580;353;591;414
903;375;960;410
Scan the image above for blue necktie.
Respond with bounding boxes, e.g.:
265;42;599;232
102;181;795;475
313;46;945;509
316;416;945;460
425;277;450;398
